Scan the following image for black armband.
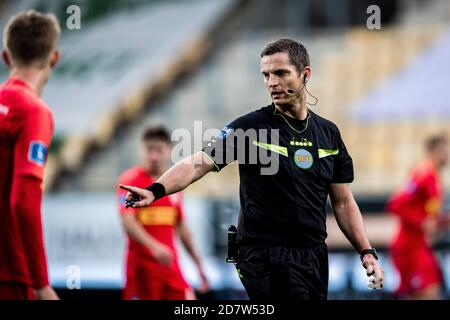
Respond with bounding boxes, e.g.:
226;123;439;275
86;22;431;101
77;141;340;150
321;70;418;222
360;248;378;261
145;182;166;200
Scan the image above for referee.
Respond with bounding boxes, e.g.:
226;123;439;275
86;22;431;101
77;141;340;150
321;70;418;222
120;38;384;300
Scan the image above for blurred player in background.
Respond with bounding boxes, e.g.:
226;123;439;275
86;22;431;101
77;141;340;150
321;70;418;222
116;126;209;300
0;10;60;300
387;134;449;300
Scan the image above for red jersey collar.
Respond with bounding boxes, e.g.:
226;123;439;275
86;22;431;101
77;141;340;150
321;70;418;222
6;76;34;93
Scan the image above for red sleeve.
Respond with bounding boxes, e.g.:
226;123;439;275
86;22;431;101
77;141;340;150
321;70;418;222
10;107;52;289
422;172;442;215
421;170;439;198
386;176;426;229
14;108;53;179
10;175;49;289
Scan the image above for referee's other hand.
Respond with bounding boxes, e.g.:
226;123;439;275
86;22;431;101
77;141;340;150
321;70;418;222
362;255;384;289
119;184;155;208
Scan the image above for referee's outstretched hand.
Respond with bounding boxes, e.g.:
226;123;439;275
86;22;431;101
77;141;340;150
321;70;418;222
119;184;155;208
362;254;384;289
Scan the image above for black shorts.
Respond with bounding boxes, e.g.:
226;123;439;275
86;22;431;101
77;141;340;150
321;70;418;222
235;243;328;300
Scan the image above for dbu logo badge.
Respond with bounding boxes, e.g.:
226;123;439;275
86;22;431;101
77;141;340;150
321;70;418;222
28;141;48;166
294;149;313;169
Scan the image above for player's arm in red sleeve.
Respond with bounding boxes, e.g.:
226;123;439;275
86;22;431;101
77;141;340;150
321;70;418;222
10;176;47;285
421;172;449;232
174;195;209;292
116;181;173;266
11;108;57;299
386;178;426;230
422;173;441;216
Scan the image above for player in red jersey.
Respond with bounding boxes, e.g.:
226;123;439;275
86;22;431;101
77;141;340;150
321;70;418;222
387;134;449;299
0;11;60;300
117;127;209;300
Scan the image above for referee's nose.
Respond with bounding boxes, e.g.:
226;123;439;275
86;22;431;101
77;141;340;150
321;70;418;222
267;74;280;89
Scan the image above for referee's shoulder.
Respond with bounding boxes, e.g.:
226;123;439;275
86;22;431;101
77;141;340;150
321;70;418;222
246;104;270;118
309;110;341;134
231;104;269;127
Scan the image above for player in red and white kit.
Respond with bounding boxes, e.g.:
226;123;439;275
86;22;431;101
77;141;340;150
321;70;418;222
0;11;60;300
387;134;449;299
116;127;209;300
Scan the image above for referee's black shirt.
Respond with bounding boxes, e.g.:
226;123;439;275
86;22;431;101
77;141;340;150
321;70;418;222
202;104;354;248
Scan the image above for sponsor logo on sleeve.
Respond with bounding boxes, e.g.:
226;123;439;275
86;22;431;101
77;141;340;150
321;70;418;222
404;180;417;194
119;194;127;207
28;141;48;166
216;126;234;140
0;104;9;116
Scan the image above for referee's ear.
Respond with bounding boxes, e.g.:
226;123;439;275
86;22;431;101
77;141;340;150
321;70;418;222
302;66;311;83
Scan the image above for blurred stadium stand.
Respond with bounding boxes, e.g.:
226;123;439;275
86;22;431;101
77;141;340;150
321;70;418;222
1;0;240;189
2;0;450;299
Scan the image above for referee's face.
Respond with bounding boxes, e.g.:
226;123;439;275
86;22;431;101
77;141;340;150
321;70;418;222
261;52;303;105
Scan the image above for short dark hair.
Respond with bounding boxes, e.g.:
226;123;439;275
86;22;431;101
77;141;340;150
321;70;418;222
261;38;310;73
3;10;60;67
425;133;448;152
141;126;171;144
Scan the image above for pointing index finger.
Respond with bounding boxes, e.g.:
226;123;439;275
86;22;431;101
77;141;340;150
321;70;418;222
119;184;135;192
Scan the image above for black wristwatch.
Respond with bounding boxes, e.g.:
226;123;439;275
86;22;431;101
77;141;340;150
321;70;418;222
360;248;378;261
